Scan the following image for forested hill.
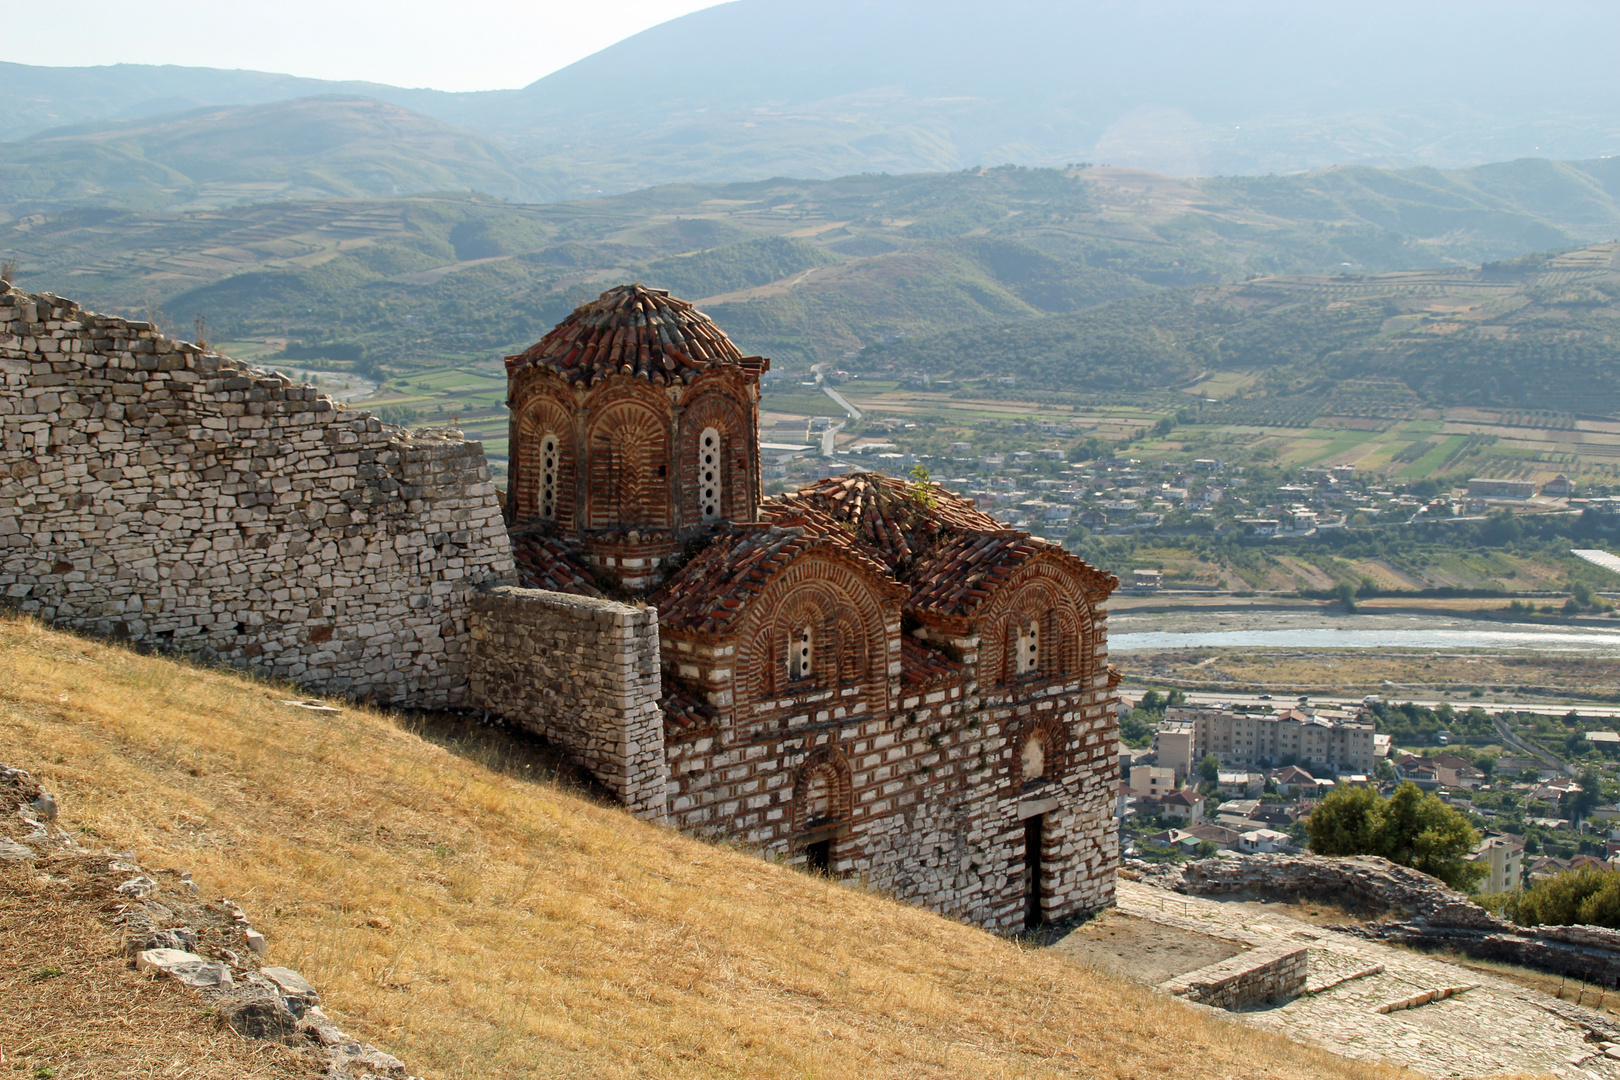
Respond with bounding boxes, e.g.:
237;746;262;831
871;244;1620;414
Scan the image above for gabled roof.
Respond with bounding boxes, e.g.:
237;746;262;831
504;284;762;388
650;522;902;637
510;531;603;597
764;472;1116;622
764;472;1003;568
906;531;1115;619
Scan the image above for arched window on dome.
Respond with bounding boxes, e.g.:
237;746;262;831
699;427;722;522
538;433;560;521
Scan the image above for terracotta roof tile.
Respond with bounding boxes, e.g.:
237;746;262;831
650;522;901;636
906;531;1115;617
509;530;604;597
901;636;965;687
505;284;762;388
661;677;718;735
762;472;1004;568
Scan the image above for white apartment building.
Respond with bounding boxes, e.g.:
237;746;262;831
1472;835;1525;893
1130;765;1179;799
1163;706;1377;774
1155;719;1195;783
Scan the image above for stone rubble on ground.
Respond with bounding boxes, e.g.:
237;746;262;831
1137;852;1620;987
1112;878;1620;1079
0;763;422;1080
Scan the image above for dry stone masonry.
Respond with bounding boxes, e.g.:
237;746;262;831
1160;941;1309;1008
0;284;512;706
469;585;666;816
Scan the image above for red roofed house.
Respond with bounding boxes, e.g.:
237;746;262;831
498;285;1121;933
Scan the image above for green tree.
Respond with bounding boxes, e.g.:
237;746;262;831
1197;754;1221;784
1306;782;1486;891
1508;866;1620;927
1332;581;1358;612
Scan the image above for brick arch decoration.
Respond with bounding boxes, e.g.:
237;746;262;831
677;384;755;527
977;559;1097;689
583;395;671;530
510;391;577;528
738;555;894;716
793;745;853;833
1012;712;1069;789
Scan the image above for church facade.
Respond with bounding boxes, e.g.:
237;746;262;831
503;285;1119;932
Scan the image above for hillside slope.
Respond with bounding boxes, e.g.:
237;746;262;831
0;612;1406;1080
8;158;1620;378
0;96;557;212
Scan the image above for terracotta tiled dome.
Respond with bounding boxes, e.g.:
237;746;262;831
505;284;747;387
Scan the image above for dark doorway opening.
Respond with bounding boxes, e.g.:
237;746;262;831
1024;814;1044;929
806;839;832;875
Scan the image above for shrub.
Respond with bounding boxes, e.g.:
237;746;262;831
1305;781;1485;891
1507;866;1620;927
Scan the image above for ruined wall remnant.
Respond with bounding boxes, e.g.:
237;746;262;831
1160;941;1309;1009
0;285;514;705
467;585;666;818
1133;853;1507;931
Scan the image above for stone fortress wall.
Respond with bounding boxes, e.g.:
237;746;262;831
0;284;691;816
468;586;666;817
0;284;514;707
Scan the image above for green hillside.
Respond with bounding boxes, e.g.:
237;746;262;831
873;243;1620;412
5;159;1620;413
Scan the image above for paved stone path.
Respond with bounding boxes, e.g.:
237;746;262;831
1098;880;1620;1079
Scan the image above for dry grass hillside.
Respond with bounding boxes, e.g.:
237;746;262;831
0;613;1412;1080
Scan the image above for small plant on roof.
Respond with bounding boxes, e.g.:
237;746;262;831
907;463;938;510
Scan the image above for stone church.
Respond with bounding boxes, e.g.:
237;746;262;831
500;284;1120;931
0;279;1119;935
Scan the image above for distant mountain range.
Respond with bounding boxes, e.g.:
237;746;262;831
6;0;1620;209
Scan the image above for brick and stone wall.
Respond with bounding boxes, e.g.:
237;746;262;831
664;607;1118;935
0;285;513;705
1159;942;1308;1008
468;585;666;818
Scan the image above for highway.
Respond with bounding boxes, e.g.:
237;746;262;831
808;364;861;456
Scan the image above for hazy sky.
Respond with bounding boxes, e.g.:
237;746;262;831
0;0;725;91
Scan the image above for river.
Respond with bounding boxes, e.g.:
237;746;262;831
1109;609;1620;655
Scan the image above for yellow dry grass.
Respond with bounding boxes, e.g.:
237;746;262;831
0;613;1417;1080
0;857;319;1079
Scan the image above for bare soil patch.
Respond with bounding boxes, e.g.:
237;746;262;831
1049;909;1245;984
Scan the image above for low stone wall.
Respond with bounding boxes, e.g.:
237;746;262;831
1160;941;1308;1009
1134;853;1507;931
468;585;665;819
0;285;512;706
